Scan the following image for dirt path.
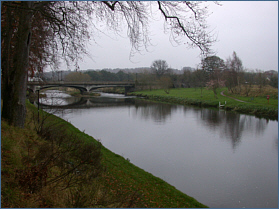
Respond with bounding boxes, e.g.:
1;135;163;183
220;91;249;103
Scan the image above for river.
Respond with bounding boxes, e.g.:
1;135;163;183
40;90;278;208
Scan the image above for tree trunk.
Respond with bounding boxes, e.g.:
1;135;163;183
1;2;34;128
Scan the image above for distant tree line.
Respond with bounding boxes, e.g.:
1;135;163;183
60;52;277;97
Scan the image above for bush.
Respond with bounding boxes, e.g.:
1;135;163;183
15;122;103;194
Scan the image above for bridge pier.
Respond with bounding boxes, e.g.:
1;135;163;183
81;90;90;95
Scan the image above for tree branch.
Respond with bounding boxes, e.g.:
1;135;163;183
102;1;119;11
157;1;213;55
185;1;197;19
157;1;202;51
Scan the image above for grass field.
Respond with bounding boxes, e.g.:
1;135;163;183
224;91;278;107
131;87;278;119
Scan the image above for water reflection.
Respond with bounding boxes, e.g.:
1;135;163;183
199;108;225;128
132;102;271;151
41;93;272;152
223;114;245;150
134;101;174;124
40;92;278;208
39;91;135;109
274;137;278;153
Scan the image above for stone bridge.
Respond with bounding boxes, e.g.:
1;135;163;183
27;81;135;95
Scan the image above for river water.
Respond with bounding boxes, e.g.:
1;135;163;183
40;90;278;208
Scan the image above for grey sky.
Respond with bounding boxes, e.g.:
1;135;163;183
73;1;278;72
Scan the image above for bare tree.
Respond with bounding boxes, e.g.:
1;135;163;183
225;51;244;93
193;69;207;97
255;69;267;93
151;59;169;78
201;55;225;98
1;1;92;127
1;1;216;128
159;76;173;94
206;73;225;98
201;55;225;79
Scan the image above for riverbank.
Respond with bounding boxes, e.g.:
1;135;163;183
130;88;278;120
1;101;207;208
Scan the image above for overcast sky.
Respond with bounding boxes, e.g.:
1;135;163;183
70;1;278;72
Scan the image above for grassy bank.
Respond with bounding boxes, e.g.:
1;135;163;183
1;101;207;208
131;87;278;120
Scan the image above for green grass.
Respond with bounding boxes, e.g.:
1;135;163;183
134;87;231;103
101;145;207;208
132;88;221;108
131;87;278;120
224;90;278;107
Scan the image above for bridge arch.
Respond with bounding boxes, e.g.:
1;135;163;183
33;85;88;94
27;81;136;95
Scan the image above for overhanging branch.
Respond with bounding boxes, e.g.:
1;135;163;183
157;1;203;51
157;1;213;55
102;1;119;11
